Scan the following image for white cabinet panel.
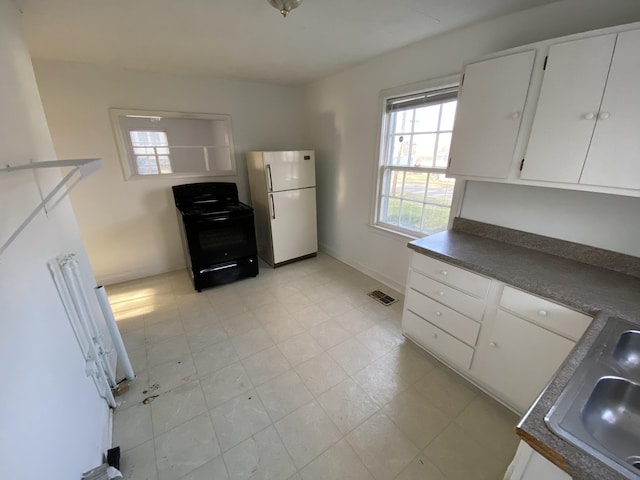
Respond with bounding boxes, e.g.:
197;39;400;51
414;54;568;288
409;271;486;321
403;310;474;369
500;286;591;341
448;50;535;179
521;34;616;183
269;187;317;264
475;309;575;412
406;289;481;346
580;29;640;189
410;252;490;298
507;441;571;480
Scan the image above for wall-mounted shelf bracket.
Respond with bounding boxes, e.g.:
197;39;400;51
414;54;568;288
0;158;102;257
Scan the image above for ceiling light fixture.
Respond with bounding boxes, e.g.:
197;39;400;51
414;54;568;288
268;0;302;18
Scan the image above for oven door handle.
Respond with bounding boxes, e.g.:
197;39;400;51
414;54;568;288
269;194;276;220
266;164;273;192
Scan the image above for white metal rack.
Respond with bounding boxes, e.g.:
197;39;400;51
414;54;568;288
0;158;102;257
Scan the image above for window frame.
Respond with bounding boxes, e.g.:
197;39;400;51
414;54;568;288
110;108;237;181
371;75;465;239
128;129;172;175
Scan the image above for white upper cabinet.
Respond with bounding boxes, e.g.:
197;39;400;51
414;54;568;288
447;21;640;197
448;50;535;179
520;34;616;183
580;29;640;189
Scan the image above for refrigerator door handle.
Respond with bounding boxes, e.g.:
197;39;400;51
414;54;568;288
269;194;276;220
266;164;273;192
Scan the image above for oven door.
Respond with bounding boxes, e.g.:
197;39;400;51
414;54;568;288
183;213;257;267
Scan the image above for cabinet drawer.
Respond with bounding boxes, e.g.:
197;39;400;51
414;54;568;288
411;253;490;299
406;289;481;346
402;310;474;370
499;286;591;341
409;271;486;322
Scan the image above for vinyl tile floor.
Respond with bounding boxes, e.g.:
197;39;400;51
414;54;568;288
108;253;520;480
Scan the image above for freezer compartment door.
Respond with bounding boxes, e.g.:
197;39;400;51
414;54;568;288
269;188;317;265
264;151;315;192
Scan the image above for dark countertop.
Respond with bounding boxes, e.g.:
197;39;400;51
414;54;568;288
408;227;640;480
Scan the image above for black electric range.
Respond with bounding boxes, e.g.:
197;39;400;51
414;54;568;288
172;183;259;291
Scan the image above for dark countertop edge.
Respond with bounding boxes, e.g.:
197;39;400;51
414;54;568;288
407;232;638;480
516;312;626;480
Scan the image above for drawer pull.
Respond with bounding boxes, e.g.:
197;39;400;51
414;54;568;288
537;309;549;317
440;270;448;276
489;341;498;348
432;333;439;339
435;311;442;316
438;291;445;297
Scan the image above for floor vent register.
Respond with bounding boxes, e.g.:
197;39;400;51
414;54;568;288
367;290;398;306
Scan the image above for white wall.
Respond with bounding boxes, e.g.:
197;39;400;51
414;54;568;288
302;0;640;290
460;182;640;256
0;1;110;478
33;60;306;284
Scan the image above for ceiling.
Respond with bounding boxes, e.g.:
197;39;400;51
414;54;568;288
17;0;560;86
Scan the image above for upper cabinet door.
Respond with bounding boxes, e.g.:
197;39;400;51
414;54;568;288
580;29;640;190
448;50;535;179
521;34;616;183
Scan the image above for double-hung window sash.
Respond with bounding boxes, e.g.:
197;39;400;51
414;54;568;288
377;85;458;236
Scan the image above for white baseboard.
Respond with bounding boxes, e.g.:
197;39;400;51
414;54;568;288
319;242;405;294
107;407;114;449
97;247;407;294
96;262;185;286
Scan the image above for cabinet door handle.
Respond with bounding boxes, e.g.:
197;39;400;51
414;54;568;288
438;291;445;297
439;270;448;276
435;311;442;316
489;341;498;348
582;112;596;120
598;112;610;120
510;111;521;119
432;333;439;339
537;309;548;317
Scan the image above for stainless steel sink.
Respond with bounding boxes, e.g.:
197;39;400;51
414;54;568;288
614;331;640;372
546;317;640;478
583;377;640;461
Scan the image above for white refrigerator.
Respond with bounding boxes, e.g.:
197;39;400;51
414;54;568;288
246;150;318;267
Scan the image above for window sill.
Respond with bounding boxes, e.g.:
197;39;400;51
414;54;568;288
367;223;425;243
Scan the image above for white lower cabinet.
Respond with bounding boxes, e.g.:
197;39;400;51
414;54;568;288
401;252;592;414
505;441;571;480
472;309;576;412
402;253;487;371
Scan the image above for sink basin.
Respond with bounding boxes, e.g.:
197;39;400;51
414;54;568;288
582;377;640;464
614;331;640;372
546;317;640;478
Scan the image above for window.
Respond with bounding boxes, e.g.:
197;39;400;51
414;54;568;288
111;109;236;180
129;130;172;175
375;83;458;236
